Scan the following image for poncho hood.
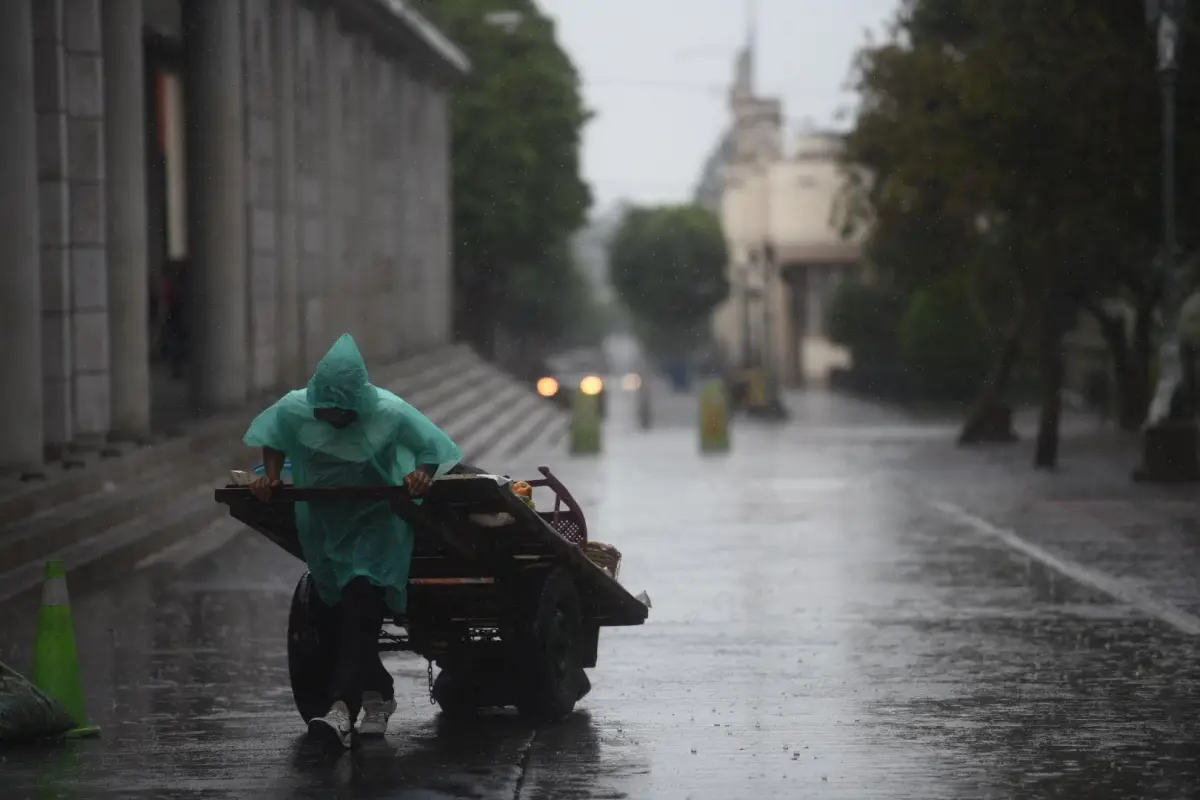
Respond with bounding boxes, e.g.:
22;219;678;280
306;334;375;412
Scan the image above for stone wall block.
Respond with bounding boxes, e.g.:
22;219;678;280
41;248;71;312
33;0;64;43
251;208;276;254
37;112;67;179
34;42;65;112
70;246;107;309
68;181;105;245
72;372;110;435
249;115;274;159
67;115;104;180
249;158;275;206
40;180;70;248
64;53;102;117
41;315;71;380
71;309;109;371
63;0;101;54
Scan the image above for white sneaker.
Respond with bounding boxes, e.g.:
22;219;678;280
358;691;397;737
308;700;353;748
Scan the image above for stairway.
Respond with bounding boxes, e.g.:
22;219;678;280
0;346;566;604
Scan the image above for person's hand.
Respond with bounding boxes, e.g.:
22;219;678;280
405;470;433;497
249;476;282;502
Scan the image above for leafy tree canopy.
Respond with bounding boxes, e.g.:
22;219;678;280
420;0;593;352
608;204;730;346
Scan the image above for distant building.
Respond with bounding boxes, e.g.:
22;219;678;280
0;0;467;470
693;130;733;215
706;34;865;386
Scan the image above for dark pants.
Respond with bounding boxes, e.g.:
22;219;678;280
330;577;394;720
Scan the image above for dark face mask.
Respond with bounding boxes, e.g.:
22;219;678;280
314;408;358;429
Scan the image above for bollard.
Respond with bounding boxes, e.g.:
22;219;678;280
570;390;602;455
32;560;100;738
698;380;730;453
637;382;653;430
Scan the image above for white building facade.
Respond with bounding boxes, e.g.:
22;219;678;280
702;41;864;386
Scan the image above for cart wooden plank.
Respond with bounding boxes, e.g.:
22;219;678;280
214;476;648;627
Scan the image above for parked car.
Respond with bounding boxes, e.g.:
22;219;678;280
535;348;610;418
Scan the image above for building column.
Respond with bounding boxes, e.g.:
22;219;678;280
272;0;300;386
320;8;345;349
431;87;453;345
0;1;43;470
102;0;150;439
33;0;74;454
64;0;111;444
183;0;247;408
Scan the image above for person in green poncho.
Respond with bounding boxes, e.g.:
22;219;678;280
244;334;462;748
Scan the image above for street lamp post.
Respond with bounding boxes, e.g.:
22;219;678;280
1137;0;1200;481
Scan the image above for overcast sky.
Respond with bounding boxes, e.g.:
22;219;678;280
534;0;900;213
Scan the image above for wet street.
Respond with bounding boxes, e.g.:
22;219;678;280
3;380;1200;799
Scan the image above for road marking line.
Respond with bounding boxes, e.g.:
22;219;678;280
923;496;1200;637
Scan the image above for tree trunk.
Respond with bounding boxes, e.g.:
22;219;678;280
958;311;1026;445
1034;318;1064;470
1085;302;1138;431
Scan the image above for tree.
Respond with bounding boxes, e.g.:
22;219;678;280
420;0;592;358
841;0;1200;464
825;278;907;371
608;204;729;355
499;240;606;360
899;276;990;403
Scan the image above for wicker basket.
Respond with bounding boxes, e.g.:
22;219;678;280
583;541;622;580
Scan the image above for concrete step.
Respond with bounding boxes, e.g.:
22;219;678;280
454;386;547;463
476;398;565;464
0;484;222;605
440;379;530;444
0;447;242;573
510;413;569;459
422;371;517;432
386;350;477;401
399;360;497;414
0;346;455;528
0;348;565;602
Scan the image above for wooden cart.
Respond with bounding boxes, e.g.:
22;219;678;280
214;466;648;722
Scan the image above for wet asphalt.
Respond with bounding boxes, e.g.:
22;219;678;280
2;377;1199;799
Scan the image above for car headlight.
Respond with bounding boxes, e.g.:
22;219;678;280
579;376;603;396
537;377;560;397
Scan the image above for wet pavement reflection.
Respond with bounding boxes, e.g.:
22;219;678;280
2;380;1199;798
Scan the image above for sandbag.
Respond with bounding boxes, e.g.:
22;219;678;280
0;658;75;743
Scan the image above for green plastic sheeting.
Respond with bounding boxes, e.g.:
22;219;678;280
244;334;462;613
0;659;75;744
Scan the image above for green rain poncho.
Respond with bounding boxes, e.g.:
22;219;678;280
244;334;462;612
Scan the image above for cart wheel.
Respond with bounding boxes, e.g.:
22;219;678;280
431;670;479;717
287;572;336;723
515;567;588;722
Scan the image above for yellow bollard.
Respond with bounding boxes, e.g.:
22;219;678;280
699;380;730;453
569;389;602;455
32;560;100;738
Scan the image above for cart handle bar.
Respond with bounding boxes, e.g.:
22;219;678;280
222;485;413;503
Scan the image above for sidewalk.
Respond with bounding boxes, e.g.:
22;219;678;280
900;407;1200;626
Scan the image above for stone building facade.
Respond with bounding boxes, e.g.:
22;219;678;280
0;0;467;471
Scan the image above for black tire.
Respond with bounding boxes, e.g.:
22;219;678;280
515;567;588;722
287;572;337;723
431;669;479;717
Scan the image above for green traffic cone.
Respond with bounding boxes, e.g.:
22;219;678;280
32;560;100;738
699;380;730;453
570;390;602;455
